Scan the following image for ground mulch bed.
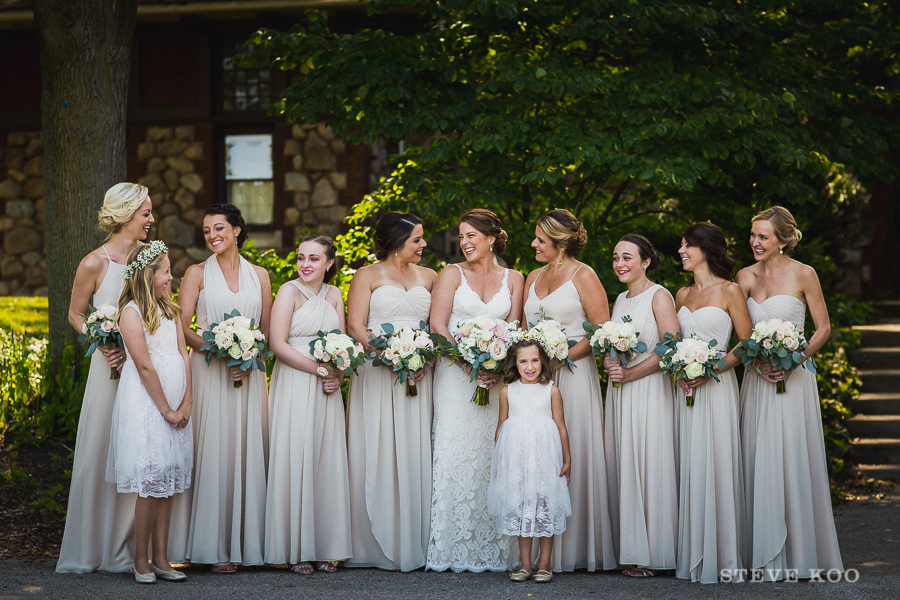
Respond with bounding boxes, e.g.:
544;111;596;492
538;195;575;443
0;426;71;562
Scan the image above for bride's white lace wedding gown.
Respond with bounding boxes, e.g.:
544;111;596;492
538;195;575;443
426;265;516;572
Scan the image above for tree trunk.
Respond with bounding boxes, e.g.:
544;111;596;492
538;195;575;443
33;0;138;381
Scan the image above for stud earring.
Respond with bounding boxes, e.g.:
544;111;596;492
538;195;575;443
779;249;783;254
395;251;398;257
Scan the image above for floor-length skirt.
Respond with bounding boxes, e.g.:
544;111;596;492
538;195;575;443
426;359;513;572
169;351;268;565
345;365;432;571
740;368;843;580
264;361;351;564
605;370;678;570
548;356;616;571
56;351;136;573
675;371;744;583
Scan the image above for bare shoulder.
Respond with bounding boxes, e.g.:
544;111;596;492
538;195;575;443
524;266;544;288
722;280;745;301
652;285;675;306
326;283;344;303
507;268;525;285
182;263;204;288
735;263;758;287
77;249;106;275
252;263;271;281
574;261;600;283
437;263;462;284
414;264;439;282
675;285;691;304
793;259;819;281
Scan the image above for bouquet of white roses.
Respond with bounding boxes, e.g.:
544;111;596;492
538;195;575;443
523;314;577;372
368;320;451;397
310;329;367;395
584;315;647;387
452;316;521;406
654;332;725;407
734;318;816;393
201;309;272;388
79;304;123;380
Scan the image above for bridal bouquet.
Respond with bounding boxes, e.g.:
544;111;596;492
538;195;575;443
79;304;123;380
654;332;725;407
368;321;450;397
452;316;521;406
310;329;367;395
584;316;647;387
201;309;272;388
524;313;577;372
734;318;816;393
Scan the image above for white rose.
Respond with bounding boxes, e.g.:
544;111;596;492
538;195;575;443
254;329;265;341
228;344;243;359
400;328;416;342
316;366;329;377
237;329;254;344
696;350;709;363
482;357;498;370
240;340;252;352
232;316;252;329
489;340;507;360
250;347;259;358
786;338;799;350
763;339;774;349
215;333;233;349
314;347;326;360
407;353;425;371
476;338;491;352
555;345;569;361
685;362;704;379
242;350;253;361
414;335;431;349
321;352;332;363
614;338;631;352
398;341;415;358
81;323;87;334
384;348;395;361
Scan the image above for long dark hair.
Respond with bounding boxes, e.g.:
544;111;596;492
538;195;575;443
682;222;735;281
502;339;552;385
205;203;248;248
373;212;423;261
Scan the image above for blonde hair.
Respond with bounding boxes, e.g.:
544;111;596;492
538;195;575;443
117;244;180;335
98;182;149;236
752;206;803;253
536;209;588;256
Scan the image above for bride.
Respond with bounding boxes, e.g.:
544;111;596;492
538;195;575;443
426;209;525;572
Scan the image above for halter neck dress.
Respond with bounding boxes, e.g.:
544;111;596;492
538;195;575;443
740;295;843;580
169;254;268;566
426;264;515;573
57;247;135;573
264;281;351;564
523;265;616;572
675;305;744;583
345;284;433;571
605;284;678;570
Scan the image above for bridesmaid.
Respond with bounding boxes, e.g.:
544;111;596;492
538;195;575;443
736;207;843;580
603;234;680;577
673;222;752;583
264;236;351;574
58;182;153;573
171;204;272;572
522;209;616;572
345;213;438;571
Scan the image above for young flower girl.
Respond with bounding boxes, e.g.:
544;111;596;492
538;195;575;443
106;241;193;584
488;339;572;583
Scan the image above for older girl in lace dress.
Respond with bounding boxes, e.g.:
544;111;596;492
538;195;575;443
106;242;193;583
488;340;571;584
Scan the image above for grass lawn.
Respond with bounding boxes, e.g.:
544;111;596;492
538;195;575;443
0;297;49;333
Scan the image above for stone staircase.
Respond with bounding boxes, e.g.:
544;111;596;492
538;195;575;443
850;302;900;480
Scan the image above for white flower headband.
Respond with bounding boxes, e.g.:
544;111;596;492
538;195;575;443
122;240;168;281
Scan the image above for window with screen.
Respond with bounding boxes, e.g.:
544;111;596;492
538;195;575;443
225;133;273;226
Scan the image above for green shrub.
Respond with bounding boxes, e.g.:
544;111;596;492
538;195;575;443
815;331;860;478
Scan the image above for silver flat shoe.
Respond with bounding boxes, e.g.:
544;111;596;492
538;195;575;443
150;563;187;582
134;569;156;584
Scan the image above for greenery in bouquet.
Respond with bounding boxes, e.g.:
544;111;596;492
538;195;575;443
452;316;521;406
734;318;816;393
584;315;647;387
78;304;123;380
654;332;725;407
368;320;451;397
200;309;272;388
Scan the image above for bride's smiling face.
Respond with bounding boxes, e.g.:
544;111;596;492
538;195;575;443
458;221;493;262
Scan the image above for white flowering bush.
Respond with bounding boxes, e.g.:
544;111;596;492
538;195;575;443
310;329;367;395
734;318;816;393
201;309;272;388
584;315;647;387
451;316;521;406
369;320;451;397
654;332;725;406
78;304;123;380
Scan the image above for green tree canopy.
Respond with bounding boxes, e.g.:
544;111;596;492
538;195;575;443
243;0;898;290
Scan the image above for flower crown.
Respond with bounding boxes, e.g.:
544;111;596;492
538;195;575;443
122;240;168;281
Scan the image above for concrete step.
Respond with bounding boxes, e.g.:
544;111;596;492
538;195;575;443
850;464;900;480
851;347;900;370
848;393;900;415
851;438;900;464
872;301;900;320
854;321;900;347
846;415;900;438
858;369;900;393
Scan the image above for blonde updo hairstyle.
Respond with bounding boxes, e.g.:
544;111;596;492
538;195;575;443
536;209;588;257
752;206;803;253
117;244;180;335
98;182;149;238
459;208;508;255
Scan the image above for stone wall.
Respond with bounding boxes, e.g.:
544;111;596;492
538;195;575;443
0;132;46;296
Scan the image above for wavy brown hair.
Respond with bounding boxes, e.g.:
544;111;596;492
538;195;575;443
682;222;735;281
117;245;180;335
503;339;552;385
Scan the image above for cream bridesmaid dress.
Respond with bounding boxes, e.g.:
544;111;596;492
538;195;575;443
345;285;432;571
675;306;744;583
264;281;351;564
523;266;616;572
169;255;268;566
57;247;136;573
740;295;843;580
605;285;678;570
